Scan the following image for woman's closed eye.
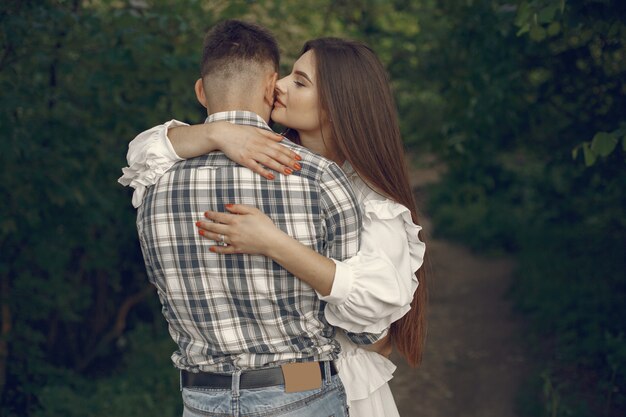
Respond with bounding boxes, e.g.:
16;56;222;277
293;80;305;88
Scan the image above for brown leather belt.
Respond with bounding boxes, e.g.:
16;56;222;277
181;361;337;390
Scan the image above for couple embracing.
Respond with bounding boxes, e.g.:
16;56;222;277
119;19;427;417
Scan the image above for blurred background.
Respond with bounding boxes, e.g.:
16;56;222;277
1;0;624;416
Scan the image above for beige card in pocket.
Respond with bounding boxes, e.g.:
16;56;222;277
280;362;323;393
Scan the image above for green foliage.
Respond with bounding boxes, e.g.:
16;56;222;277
423;0;626;415
1;1;208;415
31;322;181;417
514;0;626;166
573;126;626;166
515;0;566;39
510;224;626;416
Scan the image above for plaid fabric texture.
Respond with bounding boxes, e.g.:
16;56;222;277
137;111;363;372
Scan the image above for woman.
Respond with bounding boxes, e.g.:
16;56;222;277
120;38;427;417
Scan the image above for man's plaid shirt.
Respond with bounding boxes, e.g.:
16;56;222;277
137;111;369;373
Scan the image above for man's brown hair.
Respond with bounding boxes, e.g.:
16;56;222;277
201;20;279;79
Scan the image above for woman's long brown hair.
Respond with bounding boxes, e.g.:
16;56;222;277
292;38;429;366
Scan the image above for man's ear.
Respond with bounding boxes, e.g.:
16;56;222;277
194;78;207;108
263;72;278;106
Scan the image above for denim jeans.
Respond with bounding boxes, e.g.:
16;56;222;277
181;363;349;417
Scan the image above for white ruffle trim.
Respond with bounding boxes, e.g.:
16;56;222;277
118;119;187;208
362;199;426;274
336;348;397;402
119;161;174;208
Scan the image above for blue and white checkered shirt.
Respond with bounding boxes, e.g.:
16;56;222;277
137;111;366;372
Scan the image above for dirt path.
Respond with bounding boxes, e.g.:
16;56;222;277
389;162;528;417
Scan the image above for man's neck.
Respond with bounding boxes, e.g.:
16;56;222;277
206;103;270;123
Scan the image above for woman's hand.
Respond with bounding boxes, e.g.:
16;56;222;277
208;122;302;180
198;204;337;296
196;204;286;256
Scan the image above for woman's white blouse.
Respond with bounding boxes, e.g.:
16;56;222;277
320;162;424;335
118;120;187;208
324;164;425;405
119;122;426;404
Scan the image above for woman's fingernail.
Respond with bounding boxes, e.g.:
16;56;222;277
196;221;202;227
284;168;293;175
204;212;209;218
294;163;302;170
295;155;302;161
198;230;204;236
225;204;233;208
209;247;215;252
267;173;275;180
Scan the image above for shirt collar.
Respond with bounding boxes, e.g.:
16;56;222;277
341;160;355;176
341;160;384;201
204;111;273;132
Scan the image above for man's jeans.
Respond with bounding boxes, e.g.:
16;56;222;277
181;363;349;417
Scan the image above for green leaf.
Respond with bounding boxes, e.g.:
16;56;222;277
547;21;561;37
582;142;597;167
538;5;558;24
516;23;530;36
529;25;547;42
515;2;532;26
590;132;618;157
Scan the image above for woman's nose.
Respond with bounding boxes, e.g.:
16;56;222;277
275;77;287;93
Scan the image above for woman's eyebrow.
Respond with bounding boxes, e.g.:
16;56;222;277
294;70;313;83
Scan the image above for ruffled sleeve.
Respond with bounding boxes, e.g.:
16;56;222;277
334;330;397;402
118;120;187;208
318;196;425;334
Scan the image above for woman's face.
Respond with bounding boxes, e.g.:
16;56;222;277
271;50;323;134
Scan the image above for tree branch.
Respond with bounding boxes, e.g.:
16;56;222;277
0;43;13;74
76;285;155;372
0;275;11;399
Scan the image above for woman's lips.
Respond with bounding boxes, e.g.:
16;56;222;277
274;97;286;108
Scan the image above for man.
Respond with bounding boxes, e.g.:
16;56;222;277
136;20;377;417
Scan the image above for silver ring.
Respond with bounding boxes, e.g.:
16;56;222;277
219;234;227;246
